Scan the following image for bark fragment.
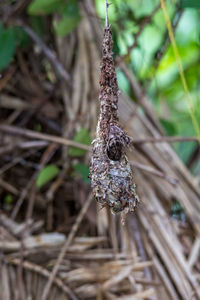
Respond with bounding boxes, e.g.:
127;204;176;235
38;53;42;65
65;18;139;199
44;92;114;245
90;26;139;214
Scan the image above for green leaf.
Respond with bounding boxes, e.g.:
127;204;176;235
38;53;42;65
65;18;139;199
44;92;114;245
54;0;81;36
13;27;29;48
181;0;200;8
59;0;79;14
176;141;196;164
28;0;63;15
171;201;183;213
112;29;120;58
34;123;42;132
160;119;177;136
4;194;13;205
30;16;45;38
36;164;59;189
117;69;131;95
54;15;81;36
0;24;29;71
0;25;16;71
68;128;91;157
73;163;90;184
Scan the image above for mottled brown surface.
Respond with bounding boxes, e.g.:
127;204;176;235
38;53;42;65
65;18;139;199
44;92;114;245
90;27;139;213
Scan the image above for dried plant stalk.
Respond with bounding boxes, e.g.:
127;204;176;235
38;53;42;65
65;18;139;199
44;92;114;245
90;26;139;214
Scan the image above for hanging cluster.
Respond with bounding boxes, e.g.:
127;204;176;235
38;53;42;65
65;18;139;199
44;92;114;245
90;26;139;214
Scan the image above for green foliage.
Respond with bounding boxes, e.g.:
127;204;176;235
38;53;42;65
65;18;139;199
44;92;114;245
112;29;120;57
28;0;81;36
28;0;63;15
95;2;200;167
117;70;131;95
181;0;200;8
160;119;177;136
73;163;90;184
30;16;45;38
0;0;199;173
55;0;81;37
34;123;42;132
68;128;91;157
36;165;59;189
0;25;16;71
4;194;13;205
0;24;28;71
171;201;186;222
14;27;29;47
54;14;81;37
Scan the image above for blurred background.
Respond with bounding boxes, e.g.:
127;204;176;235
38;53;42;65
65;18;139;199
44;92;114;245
96;0;200;169
0;0;200;300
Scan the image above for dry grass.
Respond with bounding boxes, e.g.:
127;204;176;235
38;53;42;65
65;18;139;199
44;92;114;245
0;1;200;299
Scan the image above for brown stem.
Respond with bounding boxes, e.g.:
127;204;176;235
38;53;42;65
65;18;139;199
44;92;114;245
105;0;109;27
0;140;48;156
0;124;90;151
0;124;198;159
130;161;178;185
41;193;93;300
132;136;199;144
9;259;78;300
10;20;71;85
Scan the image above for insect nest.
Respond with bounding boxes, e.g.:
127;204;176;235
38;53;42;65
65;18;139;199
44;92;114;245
90;26;139;214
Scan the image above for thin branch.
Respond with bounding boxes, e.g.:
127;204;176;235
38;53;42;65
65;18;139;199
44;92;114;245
8;259;78;300
0;66;16;92
0;124;91;151
105;0;109;27
2;0;32;22
132;136;199;145
0;179;19;195
0;149;39;176
17;143;58;299
129;216;152;280
41;193;93;300
11;143;58;220
0;140;48;156
0;125;198;155
11;20;71;85
130;161;178;186
13;143;51;298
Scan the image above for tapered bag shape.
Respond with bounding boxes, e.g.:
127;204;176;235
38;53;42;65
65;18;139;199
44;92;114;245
90;27;139;214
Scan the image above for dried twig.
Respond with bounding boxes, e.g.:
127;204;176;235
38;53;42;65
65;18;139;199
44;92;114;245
3;0;32;21
129;216;151;280
0;179;19;195
0;124;90;151
17;143;58;299
8;259;78;300
0;124;198;158
10;20;71;85
105;0;109;27
0;66;16;92
0;149;39;176
130;161;178;185
41;193;93;300
132;136;199;144
0;140;48;156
